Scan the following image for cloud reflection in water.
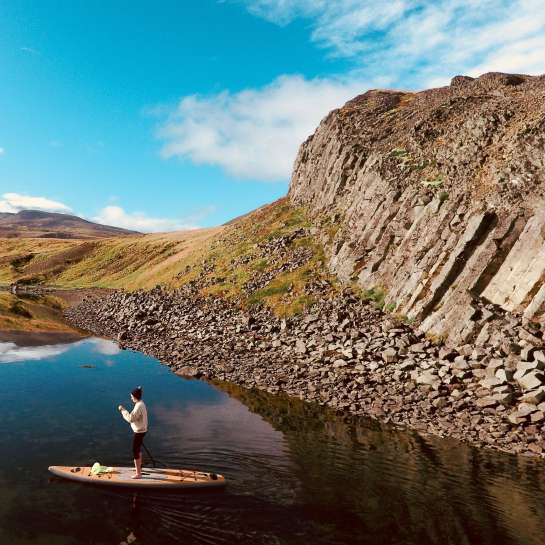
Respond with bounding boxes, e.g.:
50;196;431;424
88;338;121;356
0;337;121;364
0;341;73;363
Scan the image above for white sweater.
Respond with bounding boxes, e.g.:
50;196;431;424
121;400;148;433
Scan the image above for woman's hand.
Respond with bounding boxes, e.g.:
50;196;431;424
118;405;124;412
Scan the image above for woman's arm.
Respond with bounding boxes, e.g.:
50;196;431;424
120;404;141;424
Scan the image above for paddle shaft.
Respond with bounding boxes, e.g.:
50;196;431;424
141;441;166;468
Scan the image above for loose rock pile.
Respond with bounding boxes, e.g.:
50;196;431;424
66;286;545;457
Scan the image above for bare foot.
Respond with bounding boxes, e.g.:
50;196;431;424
131;474;142;480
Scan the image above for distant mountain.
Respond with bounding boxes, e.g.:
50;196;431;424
0;210;139;239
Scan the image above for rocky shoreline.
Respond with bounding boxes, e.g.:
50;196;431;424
66;286;545;458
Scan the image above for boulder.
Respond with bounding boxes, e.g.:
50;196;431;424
439;347;458;361
175;366;202;378
493;392;514;406
507;412;527;425
534;350;545;363
471;347;488;360
495;369;513;383
517;371;545;391
500;342;521;356
382;348;398;363
453;357;470;370
415;371;441;390
480;377;505;390
520;387;545;404
432;397;448;409
342;347;355;358
520;346;536;362
475;397;498;409
519;328;543;346
516;402;537;417
518;360;544;372
485;359;504;377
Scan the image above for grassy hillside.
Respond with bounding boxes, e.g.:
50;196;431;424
0;199;337;315
0;228;220;289
0;238;81;285
169;199;336;315
0;292;78;332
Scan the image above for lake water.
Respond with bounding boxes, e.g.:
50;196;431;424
2;330;545;545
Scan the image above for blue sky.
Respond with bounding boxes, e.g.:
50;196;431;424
1;1;544;231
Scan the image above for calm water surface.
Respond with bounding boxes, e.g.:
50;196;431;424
2;330;545;545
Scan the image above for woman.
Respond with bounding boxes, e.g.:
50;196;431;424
118;386;148;479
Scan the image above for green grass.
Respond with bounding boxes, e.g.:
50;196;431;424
385;302;397;313
247;282;292;306
251;259;269;272
0;199;336;317
438;191;449;203
390;147;408;158
421;175;444;188
192;201;335;315
357;286;387;309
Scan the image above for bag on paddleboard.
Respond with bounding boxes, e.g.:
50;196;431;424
90;462;113;475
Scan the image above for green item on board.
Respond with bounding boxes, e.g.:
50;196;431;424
90;462;113;475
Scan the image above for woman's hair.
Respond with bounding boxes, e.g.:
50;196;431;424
131;386;143;400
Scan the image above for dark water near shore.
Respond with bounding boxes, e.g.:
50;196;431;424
2;331;545;545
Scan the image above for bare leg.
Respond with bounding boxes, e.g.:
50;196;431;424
132;455;142;479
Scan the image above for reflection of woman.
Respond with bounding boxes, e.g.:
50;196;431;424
118;386;148;479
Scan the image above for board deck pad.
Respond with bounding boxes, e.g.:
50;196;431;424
48;465;226;489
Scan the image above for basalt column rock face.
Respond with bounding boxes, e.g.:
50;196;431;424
289;73;545;344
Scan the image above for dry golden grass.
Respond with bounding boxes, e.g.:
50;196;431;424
0;228;221;290
0;238;79;284
0;199;334;316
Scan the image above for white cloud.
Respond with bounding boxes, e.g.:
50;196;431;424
0;192;208;233
241;0;545;86
0;192;71;214
159;1;545;182
92;205;199;233
158;75;365;181
469;34;545;76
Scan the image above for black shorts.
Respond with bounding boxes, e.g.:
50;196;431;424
132;432;146;459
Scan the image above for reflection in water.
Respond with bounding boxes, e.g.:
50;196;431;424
1;331;545;545
0;334;121;364
218;383;545;545
0;340;74;363
89;338;122;356
0;291;86;334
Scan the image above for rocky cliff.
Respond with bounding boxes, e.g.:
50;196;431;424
289;72;545;345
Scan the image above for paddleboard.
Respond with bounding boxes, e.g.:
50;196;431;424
48;465;226;489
